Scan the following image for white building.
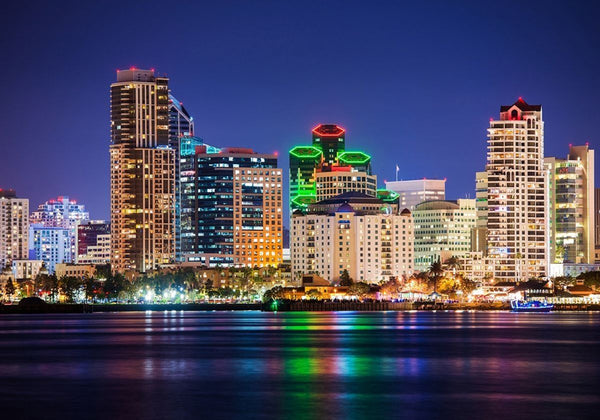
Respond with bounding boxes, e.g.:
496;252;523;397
75;221;111;265
412;199;477;272
545;144;595;264
384;179;446;210
291;192;413;283
0;190;29;271
485;98;548;281
30;196;89;263
29;226;70;274
12;260;44;280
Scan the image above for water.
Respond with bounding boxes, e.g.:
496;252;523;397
1;311;599;419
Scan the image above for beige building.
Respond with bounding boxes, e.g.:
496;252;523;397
110;69;175;273
545;144;595;264
291;192;413;283
0;190;29;271
315;170;377;202
412;199;477;272
55;263;96;279
485;98;548;281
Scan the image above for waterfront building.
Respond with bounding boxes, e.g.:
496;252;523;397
545;144;595;264
471;171;488;253
55;263;96;280
0;189;29;271
180;147;283;267
110;68;176;273
484;98;548;281
412;199;477;272
75;221;110;265
289;124;375;212
595;188;600;263
384;179;446;210
291;192;413;283
11;259;44;281
29;225;70;274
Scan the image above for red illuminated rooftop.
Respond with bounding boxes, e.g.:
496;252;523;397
312;124;345;137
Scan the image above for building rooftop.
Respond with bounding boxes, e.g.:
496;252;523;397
500;97;542;112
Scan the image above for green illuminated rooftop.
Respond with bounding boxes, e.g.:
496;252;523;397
289;146;323;160
338;151;371;165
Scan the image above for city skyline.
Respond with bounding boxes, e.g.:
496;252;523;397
2;1;600;224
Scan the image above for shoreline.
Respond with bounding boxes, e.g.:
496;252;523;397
2;301;600;314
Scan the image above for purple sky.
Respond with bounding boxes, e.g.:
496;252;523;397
1;0;598;224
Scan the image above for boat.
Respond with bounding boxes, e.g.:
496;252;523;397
510;300;553;312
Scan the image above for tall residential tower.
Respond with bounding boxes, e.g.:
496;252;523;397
110;68;175;273
485;98;548;281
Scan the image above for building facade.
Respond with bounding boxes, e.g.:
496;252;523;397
315;170;377;202
485;98;548;281
29;226;70;274
180;147;283;267
110;68;176;273
412;199;477;272
76;221;111;265
0;190;29;271
291;192;413;283
12;259;44;280
545;144;595;264
384;179;446;210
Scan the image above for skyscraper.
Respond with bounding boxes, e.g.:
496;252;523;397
289;124;375;212
29;226;70;274
485;98;548;281
0;189;29;271
110;68;175;273
545;144;595;264
180;147;283;267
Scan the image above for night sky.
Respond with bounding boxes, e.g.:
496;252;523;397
1;0;599;224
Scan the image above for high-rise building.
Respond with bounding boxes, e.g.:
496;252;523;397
289;125;375;212
384;179;446;210
545;144;595;263
180;147;283;267
412;199;477;272
471;171;488;253
485;98;548;281
312;124;345;165
30;196;89;263
595;188;600;263
168;94;194;146
291;192;413;283
76;220;111;265
110;68;176;273
0;189;29;271
29;226;70;274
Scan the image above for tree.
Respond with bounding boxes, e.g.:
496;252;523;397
83;277;99;303
347;282;371;299
4;279;15;301
41;274;59;302
59;276;82;303
380;277;402;299
306;289;322;300
427;260;444;293
339;269;353;286
104;273;126;301
444;256;462;274
262;286;284;303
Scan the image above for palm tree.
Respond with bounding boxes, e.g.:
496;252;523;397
427;259;444;293
444;256;462;274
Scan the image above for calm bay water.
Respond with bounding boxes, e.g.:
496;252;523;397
0;311;599;419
